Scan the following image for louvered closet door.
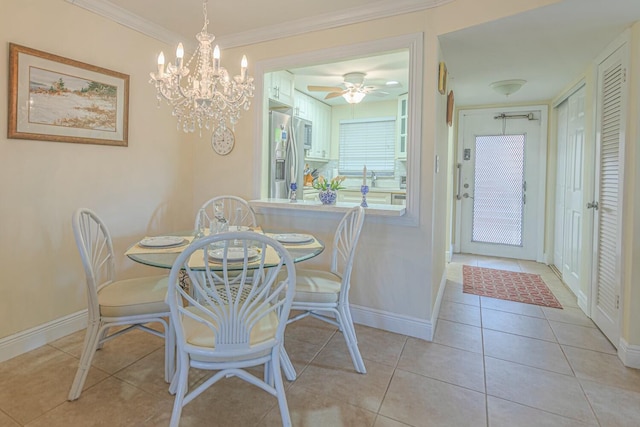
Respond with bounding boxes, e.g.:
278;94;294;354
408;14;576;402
591;43;627;346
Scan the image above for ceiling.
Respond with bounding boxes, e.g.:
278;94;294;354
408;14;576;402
440;0;640;106
70;0;640;107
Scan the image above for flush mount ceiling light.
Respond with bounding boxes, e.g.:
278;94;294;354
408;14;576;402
490;79;527;97
149;0;254;135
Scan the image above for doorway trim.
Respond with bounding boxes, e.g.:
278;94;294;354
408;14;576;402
454;105;548;262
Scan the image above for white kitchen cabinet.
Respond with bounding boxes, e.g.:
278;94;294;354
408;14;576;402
397;93;408;159
337;190;391;204
267;71;294;107
294;90;309;119
306;100;331;161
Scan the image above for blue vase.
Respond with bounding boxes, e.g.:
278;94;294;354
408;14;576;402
318;189;337;205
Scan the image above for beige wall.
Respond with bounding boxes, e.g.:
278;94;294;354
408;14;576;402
0;0;193;339
199;14;438;324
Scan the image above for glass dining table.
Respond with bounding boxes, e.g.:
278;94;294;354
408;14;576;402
125;229;323;382
125;230;325;271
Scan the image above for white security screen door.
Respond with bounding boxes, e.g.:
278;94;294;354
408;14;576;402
457;108;546;260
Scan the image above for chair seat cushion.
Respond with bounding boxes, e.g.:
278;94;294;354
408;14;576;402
181;305;278;353
293;268;341;304
98;275;169;317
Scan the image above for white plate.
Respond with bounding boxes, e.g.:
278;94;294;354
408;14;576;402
228;226;251;232
139;236;186;248
274;233;314;244
208;247;259;262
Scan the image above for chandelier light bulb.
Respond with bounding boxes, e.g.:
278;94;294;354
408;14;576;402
241;55;248;81
157;51;165;75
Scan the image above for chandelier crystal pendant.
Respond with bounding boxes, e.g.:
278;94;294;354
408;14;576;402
149;0;254;135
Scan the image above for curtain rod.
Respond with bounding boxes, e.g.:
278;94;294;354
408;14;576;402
494;112;535;120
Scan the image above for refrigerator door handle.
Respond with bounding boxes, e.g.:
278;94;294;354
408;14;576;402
290;125;298;185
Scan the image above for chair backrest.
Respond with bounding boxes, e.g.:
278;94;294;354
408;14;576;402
331;206;365;291
72;208;116;317
167;232;296;357
195;196;258;230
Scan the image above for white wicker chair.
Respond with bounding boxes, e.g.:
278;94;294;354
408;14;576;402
167;232;296;427
68;208;174;401
194;195;257;231
288;206;366;373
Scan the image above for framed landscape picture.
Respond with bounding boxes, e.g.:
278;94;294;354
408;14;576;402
8;43;129;146
438;62;447;95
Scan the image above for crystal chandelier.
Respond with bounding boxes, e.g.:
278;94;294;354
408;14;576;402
149;0;254;135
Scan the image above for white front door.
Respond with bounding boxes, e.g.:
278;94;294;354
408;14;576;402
457;107;547;261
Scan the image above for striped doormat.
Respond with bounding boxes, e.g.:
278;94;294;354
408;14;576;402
463;265;562;309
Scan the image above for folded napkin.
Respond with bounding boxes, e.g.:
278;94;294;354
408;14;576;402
187;246;281;269
265;233;323;250
125;236;195;255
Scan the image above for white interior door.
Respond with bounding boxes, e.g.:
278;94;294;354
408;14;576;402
554;100;568;269
557;86;586;297
590;42;627;347
457;108;546;261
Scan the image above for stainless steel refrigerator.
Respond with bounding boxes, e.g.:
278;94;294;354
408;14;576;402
269;110;310;199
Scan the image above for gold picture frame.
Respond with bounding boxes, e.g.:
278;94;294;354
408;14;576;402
447;90;455;127
8;43;129;146
438;62;447;95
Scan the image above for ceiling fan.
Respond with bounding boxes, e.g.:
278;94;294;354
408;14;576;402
307;72;390;103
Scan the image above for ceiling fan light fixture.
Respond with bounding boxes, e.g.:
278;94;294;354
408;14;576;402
490;79;526;96
343;91;366;104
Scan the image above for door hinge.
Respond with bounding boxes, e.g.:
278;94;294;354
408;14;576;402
616;295;620;309
623;68;627;84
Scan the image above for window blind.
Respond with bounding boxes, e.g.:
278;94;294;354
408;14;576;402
338;117;396;176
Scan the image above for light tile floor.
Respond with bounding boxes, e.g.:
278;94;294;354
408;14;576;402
2;255;640;426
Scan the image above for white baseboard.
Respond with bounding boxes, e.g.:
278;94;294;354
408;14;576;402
2;302;440;363
0;310;87;363
350;304;433;341
429;269;448;340
618;338;640;369
576;290;590;316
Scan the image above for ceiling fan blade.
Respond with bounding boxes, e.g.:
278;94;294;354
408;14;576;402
308;85;343;92
325;91;347;99
367;90;390;97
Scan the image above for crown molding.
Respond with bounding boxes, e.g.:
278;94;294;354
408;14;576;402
65;0;185;47
67;0;452;49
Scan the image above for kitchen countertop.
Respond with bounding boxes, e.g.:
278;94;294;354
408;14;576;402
250;198;406;217
304;186;406;194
